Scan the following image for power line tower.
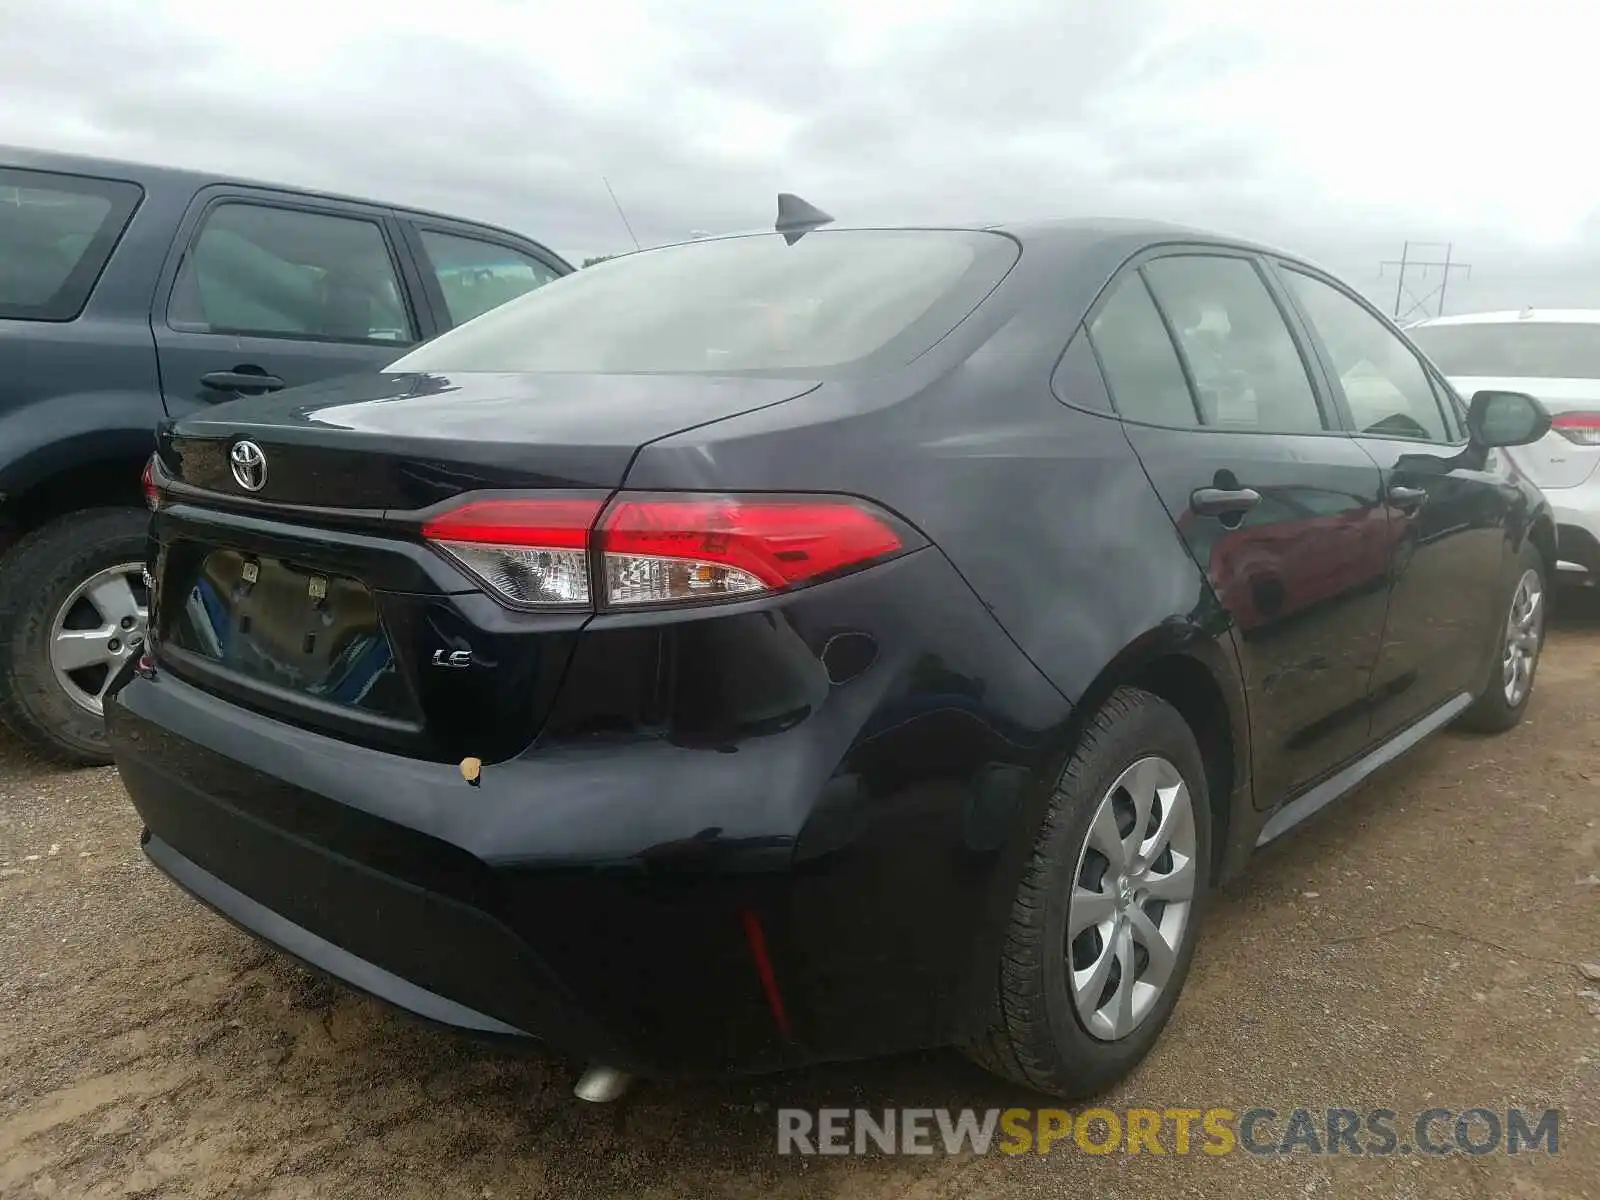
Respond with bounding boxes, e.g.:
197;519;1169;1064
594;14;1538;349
1379;241;1472;323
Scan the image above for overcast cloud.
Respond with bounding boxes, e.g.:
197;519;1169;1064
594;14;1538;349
4;0;1598;317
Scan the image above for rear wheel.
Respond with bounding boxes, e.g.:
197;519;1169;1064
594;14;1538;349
962;686;1211;1099
0;508;150;766
1457;540;1546;734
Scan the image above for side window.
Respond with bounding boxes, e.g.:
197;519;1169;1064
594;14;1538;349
1283;269;1451;442
418;230;561;327
0;168;142;321
1086;274;1198;427
168;202;414;345
1051;326;1114;413
1142;256;1326;434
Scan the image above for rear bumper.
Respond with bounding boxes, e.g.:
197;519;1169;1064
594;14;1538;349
107;549;1073;1076
144;831;536;1039
1542;471;1600;576
111;668;812;1074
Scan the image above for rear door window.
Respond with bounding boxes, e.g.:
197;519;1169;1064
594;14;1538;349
1407;319;1600;379
167;202;415;345
416;230;562;327
0;168;142;321
1086;274;1199;427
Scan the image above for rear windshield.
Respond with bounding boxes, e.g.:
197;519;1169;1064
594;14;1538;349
387;229;1019;377
0;168;143;321
1407;320;1600;379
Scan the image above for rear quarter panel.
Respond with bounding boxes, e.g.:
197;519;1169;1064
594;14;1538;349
623;250;1256;1039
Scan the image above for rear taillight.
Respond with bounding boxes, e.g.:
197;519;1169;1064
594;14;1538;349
421;497;602;607
420;492;910;610
598;494;905;605
142;456;162;511
1552;411;1600;445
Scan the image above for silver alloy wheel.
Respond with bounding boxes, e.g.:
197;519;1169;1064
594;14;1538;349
1067;755;1197;1042
1502;567;1543;707
48;562;149;718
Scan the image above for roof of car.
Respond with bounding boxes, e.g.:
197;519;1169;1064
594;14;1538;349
0;142;545;249
784;214;1302;256
1410;308;1600;327
989;215;1222;241
649;216;1319;269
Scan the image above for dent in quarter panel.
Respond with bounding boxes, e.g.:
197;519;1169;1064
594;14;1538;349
898;400;1214;701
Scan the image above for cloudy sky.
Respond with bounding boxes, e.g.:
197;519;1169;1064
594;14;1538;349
5;0;1598;317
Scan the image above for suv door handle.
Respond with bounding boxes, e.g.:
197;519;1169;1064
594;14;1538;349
1191;486;1262;517
1387;485;1427;509
201;370;285;395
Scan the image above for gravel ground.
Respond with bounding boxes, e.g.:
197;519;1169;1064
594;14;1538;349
3;595;1599;1199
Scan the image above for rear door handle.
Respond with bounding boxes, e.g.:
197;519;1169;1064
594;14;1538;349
201;370;285;394
1191;486;1262;517
1387;485;1428;509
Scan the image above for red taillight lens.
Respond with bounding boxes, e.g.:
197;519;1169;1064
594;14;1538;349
1552;411;1600;445
419;498;600;548
597;494;904;606
419;492;908;610
421;497;604;608
141;456;162;511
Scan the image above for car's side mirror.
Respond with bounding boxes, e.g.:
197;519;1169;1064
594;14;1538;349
1467;390;1552;448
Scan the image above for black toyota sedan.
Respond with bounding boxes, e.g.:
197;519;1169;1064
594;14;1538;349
109;207;1555;1101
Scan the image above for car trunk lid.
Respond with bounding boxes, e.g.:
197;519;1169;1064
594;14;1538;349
161;370;820;509
149;370;821;761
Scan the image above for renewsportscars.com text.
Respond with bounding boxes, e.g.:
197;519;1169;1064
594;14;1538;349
776;1106;1561;1157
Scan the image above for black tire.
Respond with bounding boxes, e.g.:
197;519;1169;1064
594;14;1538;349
1457;540;1546;735
0;508;150;766
961;686;1212;1099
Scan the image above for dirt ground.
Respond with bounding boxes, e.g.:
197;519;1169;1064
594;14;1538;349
3;599;1599;1200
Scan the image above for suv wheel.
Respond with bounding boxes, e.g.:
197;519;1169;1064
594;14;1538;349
962;686;1212;1099
0;508;151;766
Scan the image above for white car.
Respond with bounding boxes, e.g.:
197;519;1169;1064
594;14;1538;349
1407;309;1600;584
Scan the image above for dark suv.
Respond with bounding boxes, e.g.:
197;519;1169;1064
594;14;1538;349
0;146;571;763
110;218;1554;1100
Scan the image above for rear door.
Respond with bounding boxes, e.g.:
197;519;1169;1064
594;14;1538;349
1088;248;1390;807
1275;264;1509;741
396;220;567;331
0;166;157;497
152;188;425;418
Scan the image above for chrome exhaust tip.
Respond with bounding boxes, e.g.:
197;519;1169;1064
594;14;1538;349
573;1064;633;1103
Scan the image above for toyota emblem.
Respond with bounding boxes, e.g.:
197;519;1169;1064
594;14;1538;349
229;440;267;492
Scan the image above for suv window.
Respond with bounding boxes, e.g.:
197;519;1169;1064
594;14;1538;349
418;230;561;327
1086;274;1198;426
1142;255;1326;434
168;202;413;345
0;169;142;321
1284;268;1450;442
